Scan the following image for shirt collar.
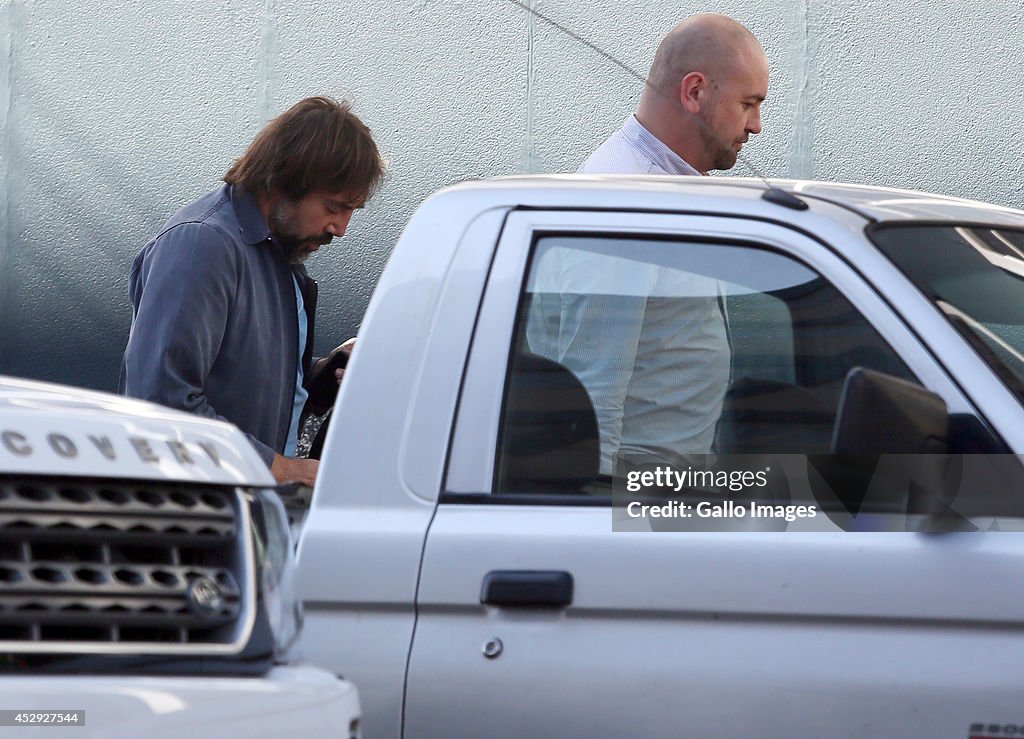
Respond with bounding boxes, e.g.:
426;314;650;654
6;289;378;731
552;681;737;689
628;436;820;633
229;184;273;245
621;115;705;176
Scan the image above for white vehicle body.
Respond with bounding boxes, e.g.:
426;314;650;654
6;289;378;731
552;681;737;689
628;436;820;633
0;377;359;736
0;667;358;738
298;176;1024;739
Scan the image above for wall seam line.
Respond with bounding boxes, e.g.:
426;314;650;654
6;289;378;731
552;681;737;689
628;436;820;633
521;0;536;173
257;0;277;123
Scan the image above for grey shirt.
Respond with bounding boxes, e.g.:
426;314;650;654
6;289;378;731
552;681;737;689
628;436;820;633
120;184;316;467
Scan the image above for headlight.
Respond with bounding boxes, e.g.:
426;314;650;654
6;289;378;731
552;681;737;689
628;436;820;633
247;488;302;660
272;482;314;540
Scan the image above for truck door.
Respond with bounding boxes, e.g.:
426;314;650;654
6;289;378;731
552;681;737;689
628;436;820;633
404;210;1024;738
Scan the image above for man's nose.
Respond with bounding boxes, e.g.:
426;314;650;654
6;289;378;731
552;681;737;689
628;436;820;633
747;107;762;135
326;209;354;238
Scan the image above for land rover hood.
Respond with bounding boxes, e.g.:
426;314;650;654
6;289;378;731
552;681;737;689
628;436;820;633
0;375;272;485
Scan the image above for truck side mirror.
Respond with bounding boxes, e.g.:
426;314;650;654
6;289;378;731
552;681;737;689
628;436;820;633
808;368;967;528
831;367;948;455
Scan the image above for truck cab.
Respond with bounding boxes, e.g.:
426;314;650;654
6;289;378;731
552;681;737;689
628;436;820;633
299;176;1024;739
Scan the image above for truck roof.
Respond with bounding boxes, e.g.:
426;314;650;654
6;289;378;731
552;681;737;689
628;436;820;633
440;175;1024;228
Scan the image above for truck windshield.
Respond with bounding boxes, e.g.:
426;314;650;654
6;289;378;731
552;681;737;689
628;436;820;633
870;224;1024;400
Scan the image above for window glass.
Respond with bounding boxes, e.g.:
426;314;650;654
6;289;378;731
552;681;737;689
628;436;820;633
495;235;916;496
870;225;1024;401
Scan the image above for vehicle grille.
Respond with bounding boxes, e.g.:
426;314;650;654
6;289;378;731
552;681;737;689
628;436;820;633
0;476;251;653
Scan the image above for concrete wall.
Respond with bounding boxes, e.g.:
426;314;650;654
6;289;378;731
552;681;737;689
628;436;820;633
1;0;1021;391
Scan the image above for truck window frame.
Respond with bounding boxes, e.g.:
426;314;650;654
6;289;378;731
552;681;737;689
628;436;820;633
442;209;996;502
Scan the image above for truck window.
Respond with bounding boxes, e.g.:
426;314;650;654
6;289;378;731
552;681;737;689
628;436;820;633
870;225;1024;403
494;235;916;496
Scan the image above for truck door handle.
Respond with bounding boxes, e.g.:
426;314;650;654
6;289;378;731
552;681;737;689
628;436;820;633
480;570;574;608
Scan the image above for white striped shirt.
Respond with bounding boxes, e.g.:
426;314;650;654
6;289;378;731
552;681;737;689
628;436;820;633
528;115;729;472
579;115;704;176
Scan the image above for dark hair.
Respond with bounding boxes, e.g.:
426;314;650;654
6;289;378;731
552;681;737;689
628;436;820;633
224;96;384;201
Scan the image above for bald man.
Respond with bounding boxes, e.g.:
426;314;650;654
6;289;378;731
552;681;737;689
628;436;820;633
529;16;768;475
582;13;768;175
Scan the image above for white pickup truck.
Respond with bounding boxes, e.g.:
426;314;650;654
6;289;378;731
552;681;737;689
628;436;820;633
297;176;1024;739
0;376;360;737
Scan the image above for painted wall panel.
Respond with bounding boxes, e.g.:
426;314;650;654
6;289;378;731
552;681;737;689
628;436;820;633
0;0;1020;392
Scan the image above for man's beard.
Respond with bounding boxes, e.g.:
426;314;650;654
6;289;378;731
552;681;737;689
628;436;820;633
697;111;739;172
268;200;333;264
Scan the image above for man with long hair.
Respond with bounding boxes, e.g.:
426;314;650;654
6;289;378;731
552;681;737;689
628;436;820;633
121;97;384;484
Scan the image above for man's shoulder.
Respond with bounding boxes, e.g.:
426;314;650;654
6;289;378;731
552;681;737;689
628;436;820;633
578;131;659;175
132;187;247;280
153;185;239;245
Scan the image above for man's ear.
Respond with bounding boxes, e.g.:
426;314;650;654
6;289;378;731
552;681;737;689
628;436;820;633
679;71;707;113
